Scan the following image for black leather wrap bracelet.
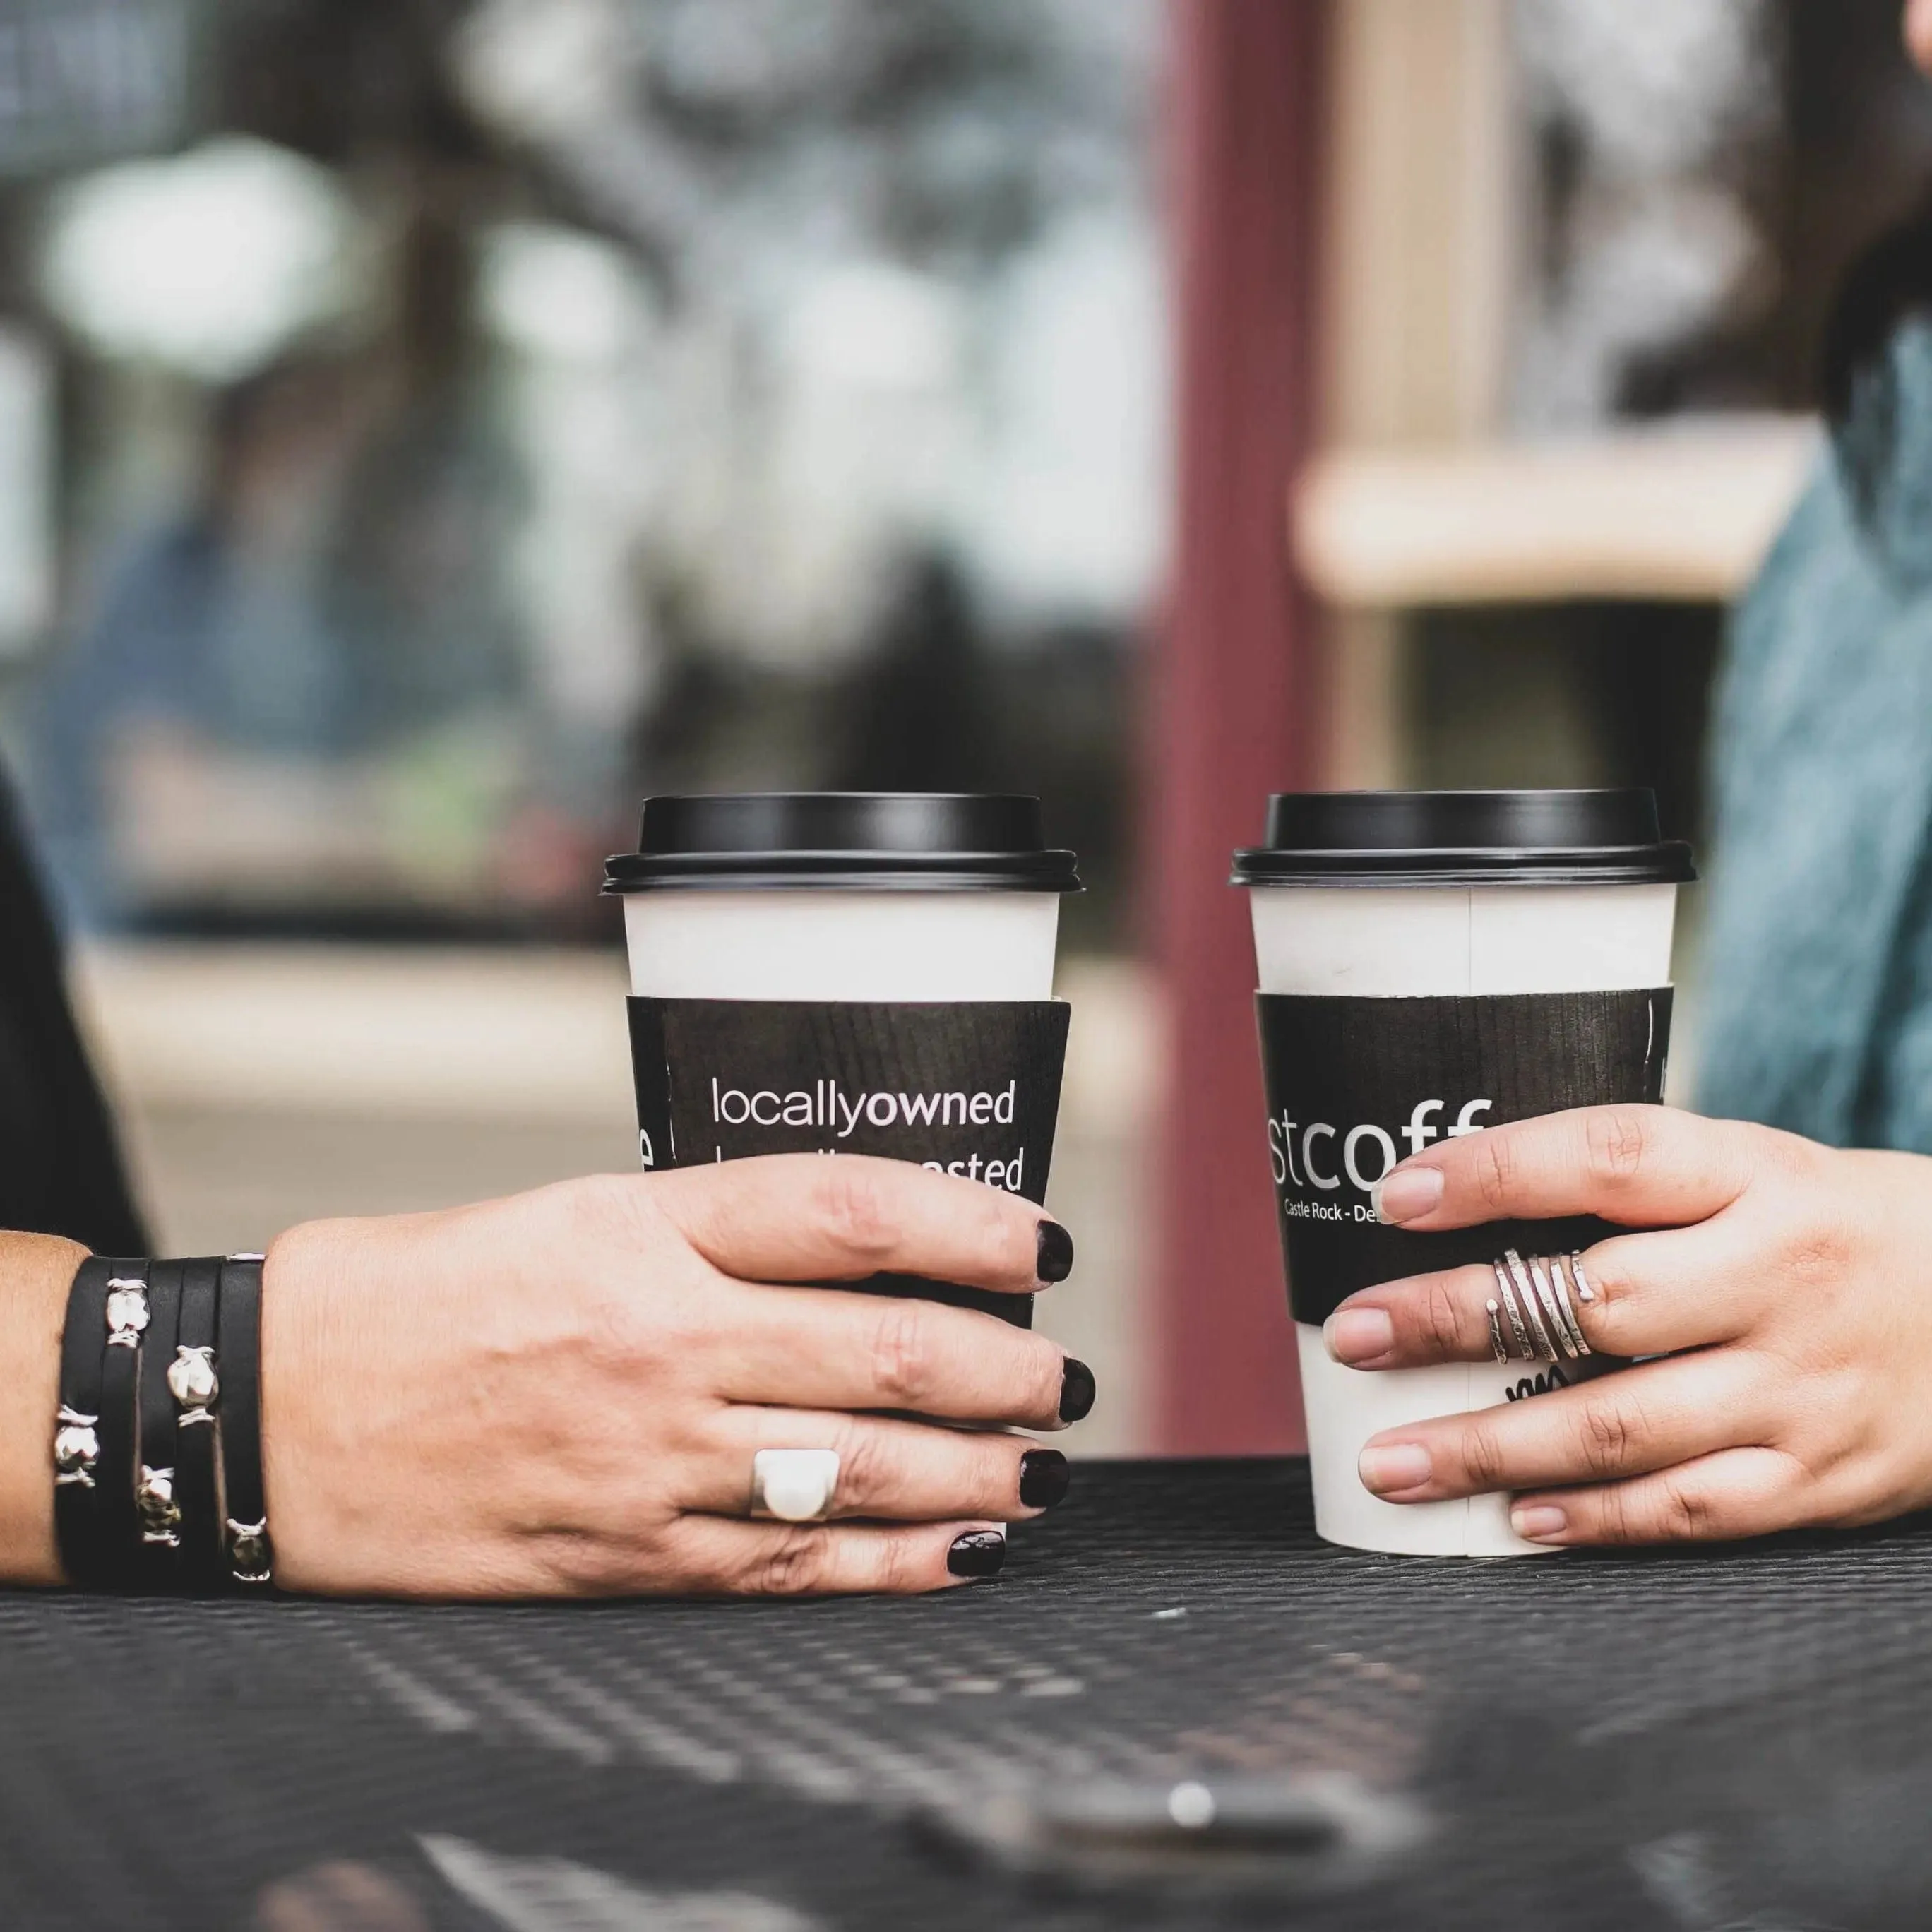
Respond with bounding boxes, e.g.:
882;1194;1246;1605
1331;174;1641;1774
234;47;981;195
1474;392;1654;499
170;1257;224;1592
54;1257;125;1589
217;1256;272;1587
133;1260;184;1585
53;1253;272;1595
93;1262;148;1591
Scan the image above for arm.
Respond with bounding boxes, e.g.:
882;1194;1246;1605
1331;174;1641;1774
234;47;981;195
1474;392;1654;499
0;1234;88;1584
3;1157;1085;1598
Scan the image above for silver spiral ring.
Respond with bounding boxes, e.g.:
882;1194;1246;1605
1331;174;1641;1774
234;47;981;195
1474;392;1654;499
1526;1253;1579;1361
1484;1298;1509;1366
1568;1251;1598;1304
1503;1250;1558;1360
1492;1261;1533;1362
1492;1251;1596;1364
1548;1253;1592;1359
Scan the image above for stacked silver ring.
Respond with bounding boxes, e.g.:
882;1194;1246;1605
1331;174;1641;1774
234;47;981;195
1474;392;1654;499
1486;1249;1595;1366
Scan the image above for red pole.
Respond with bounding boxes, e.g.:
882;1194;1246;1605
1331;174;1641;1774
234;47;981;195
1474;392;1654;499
1150;0;1330;1455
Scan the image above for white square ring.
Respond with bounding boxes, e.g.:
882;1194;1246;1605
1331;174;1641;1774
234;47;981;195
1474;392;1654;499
750;1448;841;1523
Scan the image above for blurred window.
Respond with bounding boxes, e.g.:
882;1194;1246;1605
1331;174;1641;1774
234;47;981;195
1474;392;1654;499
1513;0;1932;426
3;0;1164;945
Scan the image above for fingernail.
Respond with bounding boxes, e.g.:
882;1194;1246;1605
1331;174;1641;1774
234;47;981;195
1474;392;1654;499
1324;1306;1394;1364
1358;1442;1432;1495
1036;1220;1075;1284
1371;1166;1443;1226
1511;1504;1568;1543
1018;1448;1071;1510
1059;1357;1097;1424
948;1530;1007;1578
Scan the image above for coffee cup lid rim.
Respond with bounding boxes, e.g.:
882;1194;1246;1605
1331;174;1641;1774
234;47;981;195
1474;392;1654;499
604;792;1082;893
1230;788;1697;888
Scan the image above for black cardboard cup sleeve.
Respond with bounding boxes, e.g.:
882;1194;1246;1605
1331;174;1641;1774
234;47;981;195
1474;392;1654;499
1256;987;1674;1326
628;997;1073;1326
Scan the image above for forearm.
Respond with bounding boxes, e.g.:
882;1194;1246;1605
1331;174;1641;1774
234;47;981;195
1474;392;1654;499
0;1234;86;1585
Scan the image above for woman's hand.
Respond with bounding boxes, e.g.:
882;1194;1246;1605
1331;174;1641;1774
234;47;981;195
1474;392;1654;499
1320;1105;1932;1545
261;1155;1089;1598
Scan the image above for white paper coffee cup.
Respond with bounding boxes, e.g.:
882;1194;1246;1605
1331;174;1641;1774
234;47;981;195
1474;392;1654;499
605;794;1078;1328
1233;791;1694;1557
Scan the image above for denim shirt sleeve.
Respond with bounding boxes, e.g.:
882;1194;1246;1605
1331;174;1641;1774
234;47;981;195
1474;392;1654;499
1695;318;1932;1147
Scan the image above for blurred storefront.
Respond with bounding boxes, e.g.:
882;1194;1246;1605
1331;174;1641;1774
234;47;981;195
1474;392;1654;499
0;0;1169;1449
3;2;1928;1458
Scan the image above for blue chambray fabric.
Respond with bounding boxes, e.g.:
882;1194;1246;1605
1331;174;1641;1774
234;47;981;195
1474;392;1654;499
1698;316;1932;1147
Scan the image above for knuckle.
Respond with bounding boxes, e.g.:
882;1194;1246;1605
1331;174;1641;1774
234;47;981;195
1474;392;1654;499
1575;1397;1642;1478
830;1421;890;1504
750;1527;828;1596
811;1164;900;1270
1582;1107;1651;1188
1774;1214;1850;1288
1469;1133;1518;1215
1656;1473;1718;1540
1421;1278;1468;1357
1593;1482;1642;1545
1458;1422;1509;1493
868;1298;938;1407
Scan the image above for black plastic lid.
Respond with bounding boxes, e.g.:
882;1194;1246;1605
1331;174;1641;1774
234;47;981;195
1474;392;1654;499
604;793;1081;893
1230;789;1696;888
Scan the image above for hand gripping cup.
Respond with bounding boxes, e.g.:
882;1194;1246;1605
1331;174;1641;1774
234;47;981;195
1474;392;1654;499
604;794;1080;1325
1232;790;1695;1556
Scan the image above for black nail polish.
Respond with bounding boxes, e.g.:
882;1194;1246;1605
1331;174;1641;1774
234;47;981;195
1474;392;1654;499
1036;1220;1075;1283
948;1530;1006;1579
1059;1357;1097;1424
1018;1449;1071;1510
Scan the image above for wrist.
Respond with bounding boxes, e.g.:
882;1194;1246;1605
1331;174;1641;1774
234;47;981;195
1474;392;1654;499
259;1217;353;1592
0;1234;90;1585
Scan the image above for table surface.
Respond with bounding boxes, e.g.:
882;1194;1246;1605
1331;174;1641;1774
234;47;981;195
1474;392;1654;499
3;1456;1928;1932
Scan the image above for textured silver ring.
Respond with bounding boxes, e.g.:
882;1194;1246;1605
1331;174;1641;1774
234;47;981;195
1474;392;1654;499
1485;1298;1508;1366
1503;1250;1558;1360
1527;1254;1580;1361
1548;1254;1593;1358
1493;1262;1533;1361
1569;1251;1598;1304
751;1448;840;1524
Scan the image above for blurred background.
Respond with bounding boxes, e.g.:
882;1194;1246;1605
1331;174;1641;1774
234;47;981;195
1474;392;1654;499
4;0;1925;1453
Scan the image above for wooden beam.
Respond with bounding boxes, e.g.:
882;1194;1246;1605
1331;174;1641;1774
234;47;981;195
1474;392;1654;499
1150;0;1330;1456
1315;0;1518;791
1296;419;1819;608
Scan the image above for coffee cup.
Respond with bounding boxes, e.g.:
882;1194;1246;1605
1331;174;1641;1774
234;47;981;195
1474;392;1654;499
605;794;1080;1324
1232;789;1695;1556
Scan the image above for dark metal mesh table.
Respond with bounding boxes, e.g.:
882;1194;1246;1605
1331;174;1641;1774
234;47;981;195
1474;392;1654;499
3;1457;1928;1931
